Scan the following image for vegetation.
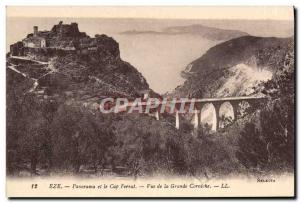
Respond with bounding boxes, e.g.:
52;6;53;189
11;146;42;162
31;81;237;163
6;91;237;178
236;41;294;173
6;33;294;178
7;40;294;177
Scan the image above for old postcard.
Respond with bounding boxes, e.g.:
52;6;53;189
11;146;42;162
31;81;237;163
6;6;295;198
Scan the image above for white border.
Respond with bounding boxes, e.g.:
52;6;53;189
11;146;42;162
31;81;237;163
1;0;298;202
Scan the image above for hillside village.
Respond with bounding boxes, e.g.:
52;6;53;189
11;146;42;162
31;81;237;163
7;21;151;112
10;21;119;60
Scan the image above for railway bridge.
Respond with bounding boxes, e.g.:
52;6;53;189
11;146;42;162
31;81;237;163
105;95;268;131
170;96;267;131
129;96;267;131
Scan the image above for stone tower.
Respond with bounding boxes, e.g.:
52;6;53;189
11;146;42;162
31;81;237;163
33;26;38;36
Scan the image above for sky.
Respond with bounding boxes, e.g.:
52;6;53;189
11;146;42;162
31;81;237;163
7;6;294;20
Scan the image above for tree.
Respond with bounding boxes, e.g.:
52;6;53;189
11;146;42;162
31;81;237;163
17;113;48;174
185;126;231;178
237;41;294;171
236;123;268;169
12;94;51;175
50;105;83;172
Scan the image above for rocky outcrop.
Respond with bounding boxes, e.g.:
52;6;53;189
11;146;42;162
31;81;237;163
174;36;294;98
7;22;150;111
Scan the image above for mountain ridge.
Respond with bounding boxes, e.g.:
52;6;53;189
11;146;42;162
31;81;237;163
174;35;293;98
120;23;249;41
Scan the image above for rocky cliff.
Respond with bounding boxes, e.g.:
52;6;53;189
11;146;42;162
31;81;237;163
7;22;151;111
174;36;294;98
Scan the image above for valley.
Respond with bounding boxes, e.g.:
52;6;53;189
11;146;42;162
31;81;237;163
6;20;295;179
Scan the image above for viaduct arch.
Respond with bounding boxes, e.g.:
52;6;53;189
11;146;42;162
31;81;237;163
174;96;266;131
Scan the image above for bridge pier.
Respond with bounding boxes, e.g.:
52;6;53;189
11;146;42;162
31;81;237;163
194;103;202;130
230;101;239;121
193;110;199;129
155;111;160;120
176;111;180;129
212;102;222;131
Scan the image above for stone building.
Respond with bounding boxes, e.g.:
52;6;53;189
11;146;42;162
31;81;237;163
10;41;24;56
22;26;46;48
51;21;85;38
22;36;46;48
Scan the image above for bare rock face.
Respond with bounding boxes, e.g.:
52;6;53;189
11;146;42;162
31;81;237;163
174;36;293;98
84;35;120;63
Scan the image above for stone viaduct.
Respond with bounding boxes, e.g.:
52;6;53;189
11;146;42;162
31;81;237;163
107;95;267;131
141;96;267;131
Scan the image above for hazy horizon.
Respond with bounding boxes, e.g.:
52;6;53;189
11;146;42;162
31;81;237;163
7;17;293;93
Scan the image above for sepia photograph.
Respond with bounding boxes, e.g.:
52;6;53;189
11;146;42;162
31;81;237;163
5;6;295;198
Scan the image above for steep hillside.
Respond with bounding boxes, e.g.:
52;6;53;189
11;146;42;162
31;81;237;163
175;36;293;98
7;23;151;111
